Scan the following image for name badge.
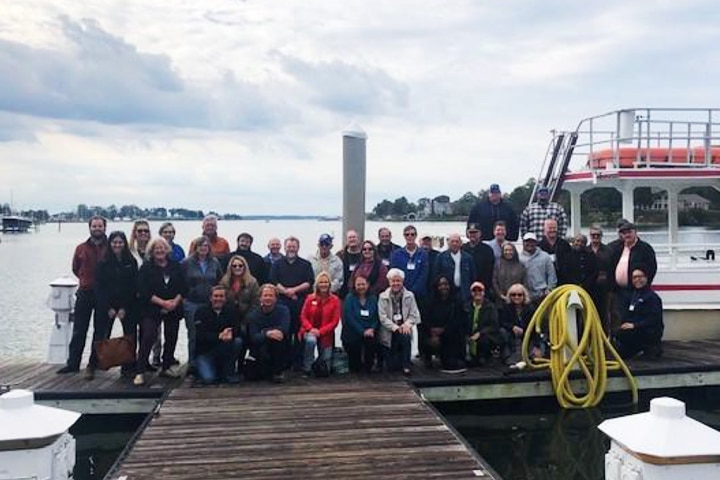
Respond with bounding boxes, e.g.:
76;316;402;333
407;262;416;271
629;304;635;312
349;264;357;272
393;313;403;321
312;301;318;306
382;259;390;266
360;309;369;317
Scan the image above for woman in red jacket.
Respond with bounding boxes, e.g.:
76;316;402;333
299;271;341;376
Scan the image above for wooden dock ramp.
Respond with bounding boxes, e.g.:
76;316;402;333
110;377;498;479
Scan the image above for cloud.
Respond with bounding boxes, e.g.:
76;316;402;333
277;53;409;116
0;16;295;130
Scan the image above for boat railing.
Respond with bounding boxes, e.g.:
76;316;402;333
555;108;720;172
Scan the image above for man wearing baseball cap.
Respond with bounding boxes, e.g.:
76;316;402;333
467;183;519;241
519;232;557;303
610;220;657;312
519;185;568;240
308;234;344;293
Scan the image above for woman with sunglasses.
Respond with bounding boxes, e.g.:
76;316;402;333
467;282;501;367
129;219;152;265
351;240;388;296
219;255;260;321
499;283;538;362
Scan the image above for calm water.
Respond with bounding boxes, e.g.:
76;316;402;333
0;219;467;360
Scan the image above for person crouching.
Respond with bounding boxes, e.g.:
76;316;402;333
612;266;663;359
193;286;243;384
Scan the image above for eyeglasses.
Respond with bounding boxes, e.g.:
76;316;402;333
471;288;485;293
136;229;150;233
404;232;417;237
231;264;245;269
632;274;646;279
162;230;175;235
590;233;601;237
509;293;524;297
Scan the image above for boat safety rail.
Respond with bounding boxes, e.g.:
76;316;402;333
550;108;720;172
522;285;638;409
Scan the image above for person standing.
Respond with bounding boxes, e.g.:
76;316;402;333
336;229;363;298
57;216;108;376
189;215;230;257
129;219;151;265
308;234;344;294
519;232;557;304
159;222;185;263
390;225;429;299
467;184;519;241
589;224;614;331
462;224;495;299
377;227;400;266
559;233;598;293
519;186;568;239
135;238;187;386
611;220;657;312
484;221;508;260
182;236;223;368
492;242;527;303
435;233;476;305
94;231;139;379
351;240;389;296
538;218;571;282
270;236;315;366
221;233;269;285
264;237;284;266
420;235;440;293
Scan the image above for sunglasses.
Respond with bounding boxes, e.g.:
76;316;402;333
231;264;245;269
509;293;524;297
404;232;417;237
136;229;150;233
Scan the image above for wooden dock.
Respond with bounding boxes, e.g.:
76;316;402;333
0;358;178;414
109;377;499;480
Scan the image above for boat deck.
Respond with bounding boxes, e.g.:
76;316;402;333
108;377;499;480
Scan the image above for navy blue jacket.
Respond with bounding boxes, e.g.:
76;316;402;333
467;199;519;241
390;247;429;298
433;250;476;304
248;304;291;345
624;287;664;334
194;304;241;356
341;293;380;345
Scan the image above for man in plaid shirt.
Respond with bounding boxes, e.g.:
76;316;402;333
520;186;568;240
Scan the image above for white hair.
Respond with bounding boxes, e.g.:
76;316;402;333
386;268;406;281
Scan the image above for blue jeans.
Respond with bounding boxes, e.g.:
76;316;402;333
302;333;333;373
196;338;243;383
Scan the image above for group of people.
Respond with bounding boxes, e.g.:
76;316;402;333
57;186;664;386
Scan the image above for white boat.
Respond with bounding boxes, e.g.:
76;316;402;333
1;215;33;233
539;108;720;340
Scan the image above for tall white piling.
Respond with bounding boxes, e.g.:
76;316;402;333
342;121;367;241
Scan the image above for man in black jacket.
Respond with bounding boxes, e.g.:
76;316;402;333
220;233;269;284
462;223;495;301
248;285;292;383
611;220;657;312
467;184;519;241
193;286;243;384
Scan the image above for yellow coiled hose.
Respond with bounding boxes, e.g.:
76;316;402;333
521;285;638;408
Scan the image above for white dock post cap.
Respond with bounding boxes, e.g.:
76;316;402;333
49;276;78;288
342;120;367;139
598;396;720;461
0;389;80;444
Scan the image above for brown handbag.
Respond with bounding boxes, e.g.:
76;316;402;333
94;335;135;371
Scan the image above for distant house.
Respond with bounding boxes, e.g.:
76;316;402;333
418;198;432;218
650;193;711;211
432;195;452;216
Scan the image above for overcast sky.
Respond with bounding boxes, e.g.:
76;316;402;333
1;1;719;215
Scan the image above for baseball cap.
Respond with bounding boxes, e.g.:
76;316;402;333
617;221;636;232
466;223;480;232
522;232;538;242
489;184;501;194
318;233;333;246
537;186;550;194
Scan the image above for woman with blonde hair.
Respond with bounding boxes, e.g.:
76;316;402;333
298;271;341;376
499;283;539;362
129;219;152;265
220;255;260;321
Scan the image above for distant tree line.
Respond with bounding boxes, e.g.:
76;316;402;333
369;180;720;226
46;204;245;222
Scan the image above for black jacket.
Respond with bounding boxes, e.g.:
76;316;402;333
558;247;598;291
137;260;187;319
194;304;241;356
95;255;138;311
610;238;657;288
624;286;663;334
462;241;495;297
499;303;535;332
467;199;519;241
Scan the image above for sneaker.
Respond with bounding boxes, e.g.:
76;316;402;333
402;368;412;377
56;365;79;375
151;357;162;368
133;374;145;386
440;367;468;374
159;366;182;379
272;372;285;384
82;367;95;381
